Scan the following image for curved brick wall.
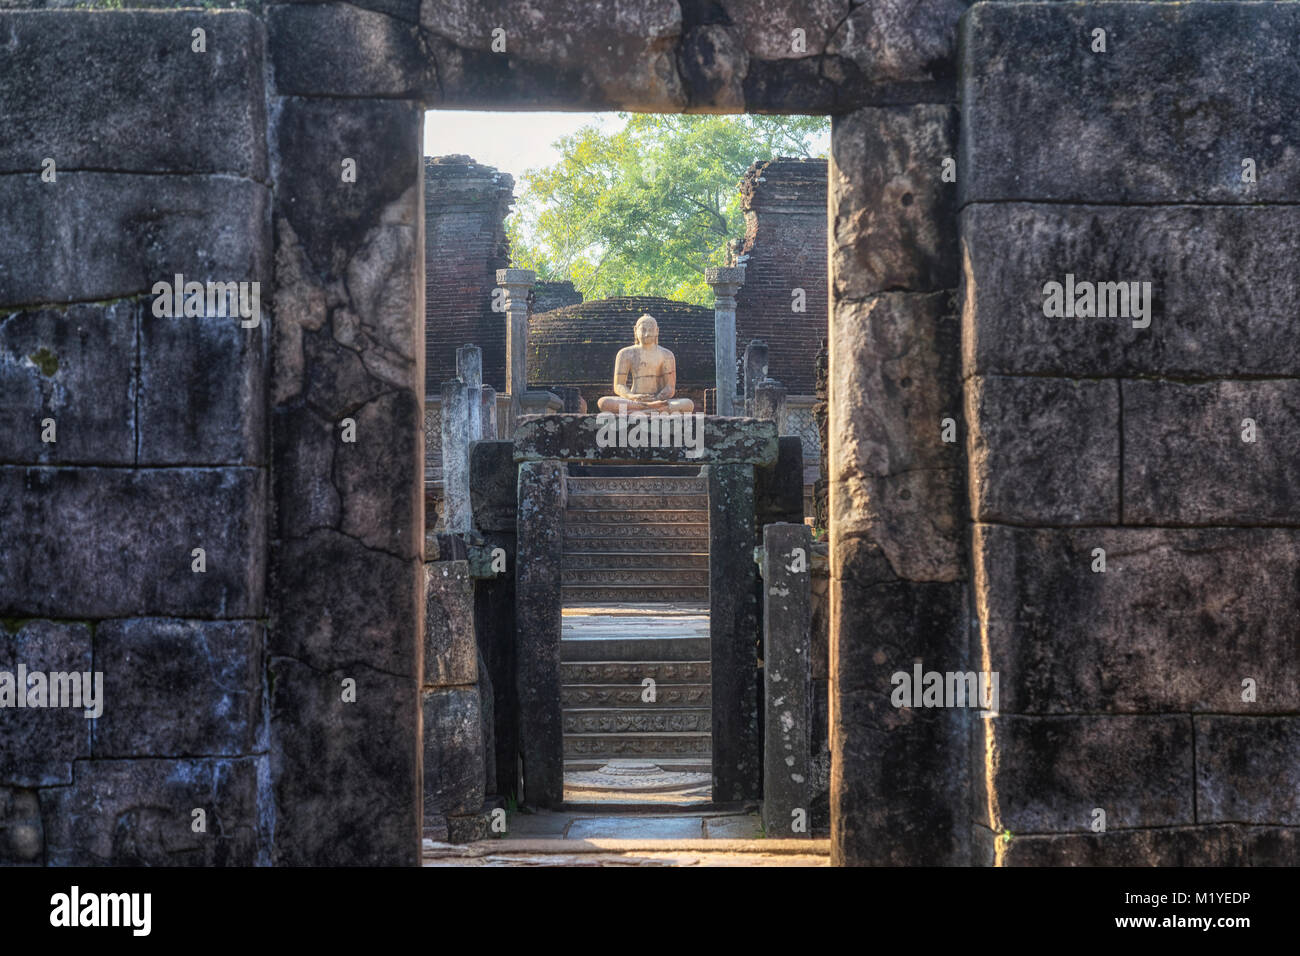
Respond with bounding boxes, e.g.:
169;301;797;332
529;296;714;409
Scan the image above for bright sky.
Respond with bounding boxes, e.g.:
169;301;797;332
424;110;627;184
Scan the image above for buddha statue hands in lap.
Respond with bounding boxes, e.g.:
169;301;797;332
596;314;695;414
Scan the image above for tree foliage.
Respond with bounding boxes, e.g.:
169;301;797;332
507;114;829;307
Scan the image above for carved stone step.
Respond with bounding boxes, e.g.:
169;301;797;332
563;535;709;553
562;585;710;604
564;522;708;539
560;683;712;707
563;709;712;734
563;509;708;525
563;732;713;758
561;635;710;661
562;568;709;587
560;660;711;684
566;493;709;511
562;551;709;570
566;477;706;495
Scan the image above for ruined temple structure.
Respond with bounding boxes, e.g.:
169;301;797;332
529;297;715;412
2;1;1297;870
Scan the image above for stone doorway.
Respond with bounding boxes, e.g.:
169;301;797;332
560;465;713;805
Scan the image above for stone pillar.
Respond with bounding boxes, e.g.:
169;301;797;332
497;268;535;431
829;105;965;866
480;385;497;440
515;460;565;806
744;339;769;415
707;462;760;800
754;377;787;435
471;441;519;799
457;345;483;443
440;379;472;533
706;266;745;416
762;522;813;838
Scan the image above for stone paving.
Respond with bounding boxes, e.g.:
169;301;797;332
423;808;830;866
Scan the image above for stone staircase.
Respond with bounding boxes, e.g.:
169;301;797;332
562;474;709;605
561;628;712;769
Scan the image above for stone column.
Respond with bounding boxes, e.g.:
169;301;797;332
515;460;565;806
754;377;787;435
440;379;472;533
706;266;745;416
744;339;769;416
496;268;535;431
707;462;760;800
762;522;813;838
457;345;482;443
480;385;497;440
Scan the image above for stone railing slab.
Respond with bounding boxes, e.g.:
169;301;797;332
513;414;777;465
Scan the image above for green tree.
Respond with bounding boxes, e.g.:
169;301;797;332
507;114;829;306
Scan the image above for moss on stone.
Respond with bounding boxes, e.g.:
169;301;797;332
29;347;58;377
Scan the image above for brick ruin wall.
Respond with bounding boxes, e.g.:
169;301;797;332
734;158;828;396
423;155;514;393
0;0;1296;868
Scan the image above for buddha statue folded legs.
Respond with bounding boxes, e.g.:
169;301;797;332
595;314;695;414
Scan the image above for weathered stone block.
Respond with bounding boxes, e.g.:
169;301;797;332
0;10;267;177
422;0;685;111
989;826;1239;867
0;173;270;308
335;390;423;558
966;375;1119;524
762;523;812;838
269;4;430;97
139;305;266;466
0;620;92;786
42;757;263;866
831;106;959;299
513;414;778;465
961;203;1300;377
961;2;1300;204
470;441;517;532
268;659;420;865
974;525;1300;713
0;303;136;465
0;787;42;865
831;535;969;864
94;619;263;758
1124;380;1300;524
829;291;962;581
271;404;342;539
709;463;759;802
0;467;265;618
979;715;1194;833
422;687;484;819
425;560;476;686
828;0;968;90
755;436;804;527
1196;717;1300;825
271;529;422;677
271;98;423;408
515;461;564;806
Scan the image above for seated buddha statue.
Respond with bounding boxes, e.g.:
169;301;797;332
595;314;695;414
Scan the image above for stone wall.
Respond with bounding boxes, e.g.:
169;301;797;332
423;155;514;392
961;1;1300;866
734;158;827;395
5;0;1296;870
0;9;272;865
